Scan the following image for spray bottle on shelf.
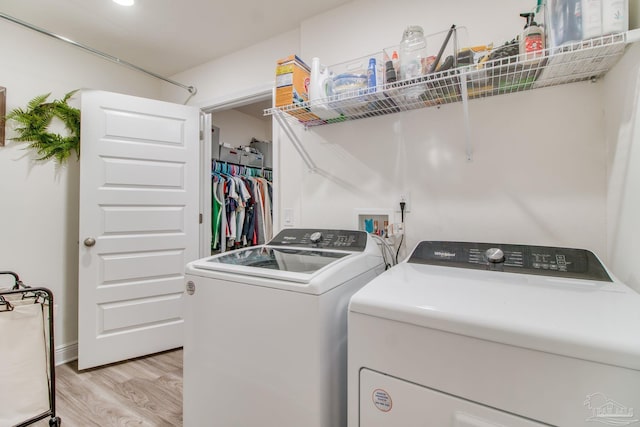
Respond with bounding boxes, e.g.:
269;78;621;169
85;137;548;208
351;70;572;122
309;57;341;120
519;12;545;61
384;50;399;84
391;51;399;79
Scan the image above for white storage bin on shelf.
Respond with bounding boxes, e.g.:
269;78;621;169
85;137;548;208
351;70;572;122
327;51;388;117
218;145;265;169
305;51;396;124
382;26;473;108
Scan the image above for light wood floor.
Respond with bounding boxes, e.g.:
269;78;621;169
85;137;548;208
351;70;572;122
33;348;183;427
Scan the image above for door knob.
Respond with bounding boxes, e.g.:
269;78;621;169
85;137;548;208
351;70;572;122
84;237;96;247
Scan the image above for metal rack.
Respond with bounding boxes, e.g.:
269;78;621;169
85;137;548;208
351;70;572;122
265;31;635;137
0;272;61;427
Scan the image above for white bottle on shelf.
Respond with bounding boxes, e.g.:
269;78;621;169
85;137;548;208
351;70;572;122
309;57;341;120
582;0;604;39
602;0;628;34
582;0;628;39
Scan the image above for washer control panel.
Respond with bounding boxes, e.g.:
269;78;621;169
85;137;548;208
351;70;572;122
269;229;367;251
408;241;612;281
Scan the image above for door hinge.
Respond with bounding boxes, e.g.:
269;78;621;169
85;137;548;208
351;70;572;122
199;213;203;224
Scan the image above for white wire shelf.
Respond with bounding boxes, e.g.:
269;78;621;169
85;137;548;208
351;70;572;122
265;32;631;128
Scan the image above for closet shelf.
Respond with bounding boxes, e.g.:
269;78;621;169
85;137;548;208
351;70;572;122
265;31;635;128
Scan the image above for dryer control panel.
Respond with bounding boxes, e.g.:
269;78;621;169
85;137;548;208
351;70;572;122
269;229;368;252
408;241;612;281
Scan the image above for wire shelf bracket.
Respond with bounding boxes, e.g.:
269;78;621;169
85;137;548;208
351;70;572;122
272;110;318;173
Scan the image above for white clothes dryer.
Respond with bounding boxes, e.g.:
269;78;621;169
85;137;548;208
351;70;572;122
184;229;385;427
348;241;640;427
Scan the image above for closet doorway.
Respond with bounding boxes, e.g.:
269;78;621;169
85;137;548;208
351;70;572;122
205;95;274;256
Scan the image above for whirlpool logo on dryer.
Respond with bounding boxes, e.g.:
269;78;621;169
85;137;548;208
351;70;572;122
584;393;639;426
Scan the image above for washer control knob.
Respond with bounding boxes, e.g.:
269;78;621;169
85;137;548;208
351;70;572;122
485;248;505;263
186;281;196;295
309;231;323;243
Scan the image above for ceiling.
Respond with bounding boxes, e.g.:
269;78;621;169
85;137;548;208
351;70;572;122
0;0;351;77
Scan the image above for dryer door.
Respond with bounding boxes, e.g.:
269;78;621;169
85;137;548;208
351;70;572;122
360;369;546;426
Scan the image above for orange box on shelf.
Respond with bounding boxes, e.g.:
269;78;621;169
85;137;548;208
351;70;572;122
275;54;319;122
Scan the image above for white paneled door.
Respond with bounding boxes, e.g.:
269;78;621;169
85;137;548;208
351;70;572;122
78;90;200;370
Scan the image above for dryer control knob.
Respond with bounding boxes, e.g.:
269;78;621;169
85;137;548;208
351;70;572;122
486;248;505;263
310;231;323;243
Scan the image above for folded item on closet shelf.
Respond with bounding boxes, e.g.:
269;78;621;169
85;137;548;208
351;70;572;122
250;137;271;144
238;145;262;155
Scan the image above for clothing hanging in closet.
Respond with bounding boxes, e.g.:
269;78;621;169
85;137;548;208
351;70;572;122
211;160;273;252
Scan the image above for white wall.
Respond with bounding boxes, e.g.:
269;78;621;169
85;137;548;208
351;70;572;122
0;19;162;360
276;82;607;258
212;110;270;148
276;0;609;260
161;29;300;107
604;42;640;291
300;0;537;66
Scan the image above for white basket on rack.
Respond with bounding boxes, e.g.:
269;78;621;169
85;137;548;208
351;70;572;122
0;291;51;426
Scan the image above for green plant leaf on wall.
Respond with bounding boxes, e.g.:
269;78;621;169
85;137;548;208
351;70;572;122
5;90;80;164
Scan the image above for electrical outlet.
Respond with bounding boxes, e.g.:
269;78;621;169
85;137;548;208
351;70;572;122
397;192;411;213
388;223;404;236
283;208;294;227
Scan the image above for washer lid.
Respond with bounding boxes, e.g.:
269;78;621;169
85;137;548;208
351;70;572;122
350;254;640;371
189;245;353;284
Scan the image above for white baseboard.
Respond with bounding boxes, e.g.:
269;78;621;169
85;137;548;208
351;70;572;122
55;342;78;366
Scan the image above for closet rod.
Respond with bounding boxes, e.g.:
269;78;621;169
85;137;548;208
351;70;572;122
0;12;197;95
213;160;272;172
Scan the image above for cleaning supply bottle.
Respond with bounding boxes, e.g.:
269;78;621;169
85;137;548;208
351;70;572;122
367;58;377;93
385;60;397;83
391;50;399;78
519;12;545;60
309;57;341;120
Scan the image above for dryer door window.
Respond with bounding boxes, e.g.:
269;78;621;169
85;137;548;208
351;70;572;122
360;369;547;426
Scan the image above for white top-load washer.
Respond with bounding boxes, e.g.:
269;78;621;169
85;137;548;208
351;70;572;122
184;228;384;427
348;241;640;427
